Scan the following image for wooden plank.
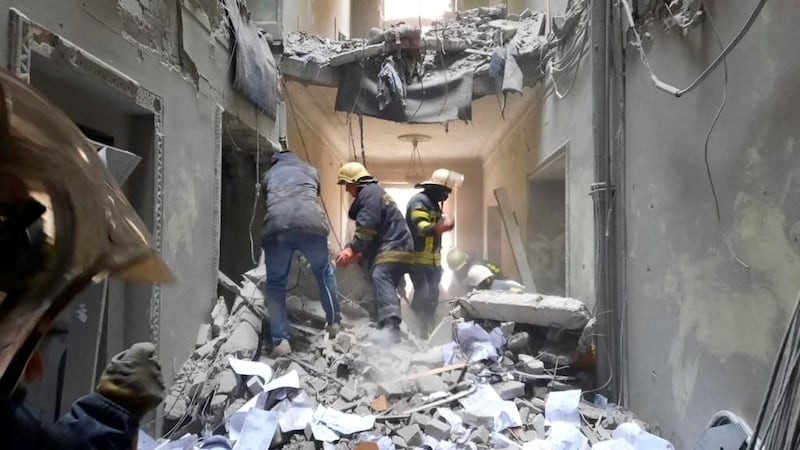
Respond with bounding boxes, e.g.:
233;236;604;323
494;187;538;292
394;363;468;383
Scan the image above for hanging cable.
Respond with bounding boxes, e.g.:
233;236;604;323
702;6;749;269
620;0;768;97
247;109;262;265
358;112;367;166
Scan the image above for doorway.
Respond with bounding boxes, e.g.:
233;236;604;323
528;145;567;296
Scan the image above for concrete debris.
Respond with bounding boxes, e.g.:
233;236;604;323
458;290;593;330
159;264;665;449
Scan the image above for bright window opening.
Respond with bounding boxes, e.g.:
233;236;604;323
383;0;452;21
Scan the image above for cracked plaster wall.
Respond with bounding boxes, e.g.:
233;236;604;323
624;2;800;447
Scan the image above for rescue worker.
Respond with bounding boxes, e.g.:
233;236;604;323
334;162;413;336
465;265;526;293
406;169;463;337
0;70;172;448
261;147;341;357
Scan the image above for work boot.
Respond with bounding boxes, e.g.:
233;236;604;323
326;322;341;339
270;340;291;358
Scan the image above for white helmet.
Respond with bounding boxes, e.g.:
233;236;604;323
416;168;464;191
466;265;494;289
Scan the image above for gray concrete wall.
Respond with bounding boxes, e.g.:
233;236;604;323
623;2;800;447
0;0;275;388
283;0;351;39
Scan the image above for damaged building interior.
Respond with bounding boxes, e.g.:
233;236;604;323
1;0;799;449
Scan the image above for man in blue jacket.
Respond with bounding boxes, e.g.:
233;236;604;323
261;150;341;357
334;162;413;336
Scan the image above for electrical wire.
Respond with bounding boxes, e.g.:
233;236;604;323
620;0;769;97
247;109;262;266
703;6;749;269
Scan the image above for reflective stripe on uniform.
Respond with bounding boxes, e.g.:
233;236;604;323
354;226;377;241
413;251;441;266
375;250;415;265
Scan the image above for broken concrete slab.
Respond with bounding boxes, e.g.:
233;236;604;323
459;291;592;330
493;380;525;400
396;424;422;445
416;375;448;395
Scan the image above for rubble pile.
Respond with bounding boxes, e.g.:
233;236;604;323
155;280;674;449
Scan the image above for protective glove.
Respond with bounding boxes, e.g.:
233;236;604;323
96;342;165;419
435;216;455;235
334;247;355;268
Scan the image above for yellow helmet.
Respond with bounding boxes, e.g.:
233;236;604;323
446;248;469;271
416;168;464;191
337;162;371;185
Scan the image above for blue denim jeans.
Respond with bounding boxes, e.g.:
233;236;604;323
262;231;340;343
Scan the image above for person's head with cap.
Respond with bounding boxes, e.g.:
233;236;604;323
415;168;464;203
337;161;375;198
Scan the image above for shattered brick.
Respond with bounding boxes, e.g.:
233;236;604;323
339;385;359;402
517;354;545;374
377;380;411;397
470;426;491;445
410;412;431;428
392;435;408;448
396;424;422;445
493;380;525;400
424;418;452;441
416;375;448;394
217;369;239;395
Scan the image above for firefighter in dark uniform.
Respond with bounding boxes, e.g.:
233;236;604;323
406;169;463;337
334;162;414;335
0;70;171;449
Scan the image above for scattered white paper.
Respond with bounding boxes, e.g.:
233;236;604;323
322;443;336;450
612;423;674;450
227;392;268;442
315;405;376;435
310;411;340;443
547;422;589;450
232;408;279;450
138;430;158;450
592;439;635;450
545;390;582;427
489;327;505;349
521;440;553;450
263;370;300;392
460;384;522;432
273;391;315;432
228;357;274;384
154;434;198;450
456;322;500;361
